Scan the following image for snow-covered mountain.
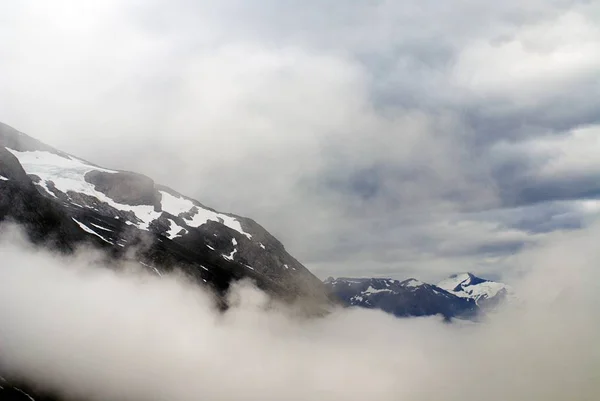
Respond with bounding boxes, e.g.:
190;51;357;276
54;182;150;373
0;121;337;401
437;273;514;309
324;273;512;320
0;122;328;303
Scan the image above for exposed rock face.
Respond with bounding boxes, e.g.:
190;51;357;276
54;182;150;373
0;147;32;184
85;170;162;209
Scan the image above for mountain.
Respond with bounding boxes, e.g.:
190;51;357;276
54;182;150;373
324;273;512;320
0;121;327;305
324;277;479;320
0;121;336;400
437;273;514;309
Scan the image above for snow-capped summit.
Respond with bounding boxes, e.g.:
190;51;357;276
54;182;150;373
401;278;425;288
437;273;513;309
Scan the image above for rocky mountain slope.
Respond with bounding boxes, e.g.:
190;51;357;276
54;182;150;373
324;273;512;320
0;121;327;303
0;121;337;401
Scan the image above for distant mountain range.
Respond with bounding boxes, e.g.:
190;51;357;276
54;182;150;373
324;273;514;320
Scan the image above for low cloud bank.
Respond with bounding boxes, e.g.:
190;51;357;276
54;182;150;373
0;224;598;401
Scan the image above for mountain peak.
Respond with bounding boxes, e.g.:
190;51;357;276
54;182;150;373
399;278;425;288
438;273;512;308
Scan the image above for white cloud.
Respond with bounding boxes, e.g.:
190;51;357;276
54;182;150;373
1;0;599;279
493;124;600;179
0;224;599;400
452;10;600;109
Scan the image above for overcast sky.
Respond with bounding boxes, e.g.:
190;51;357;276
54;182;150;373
1;0;599;282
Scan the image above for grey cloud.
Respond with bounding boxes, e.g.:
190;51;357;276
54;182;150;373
478;202;587;234
1;0;599;280
489;126;600;208
497;174;600;207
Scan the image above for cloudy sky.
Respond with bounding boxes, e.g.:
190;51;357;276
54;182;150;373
1;0;599;282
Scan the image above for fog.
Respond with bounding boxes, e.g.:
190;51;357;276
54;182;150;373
3;0;599;280
0;223;598;401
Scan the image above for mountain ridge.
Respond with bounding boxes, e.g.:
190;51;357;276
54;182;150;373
324;273;512;320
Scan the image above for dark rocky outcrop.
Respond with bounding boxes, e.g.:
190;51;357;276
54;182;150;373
85;170;162;209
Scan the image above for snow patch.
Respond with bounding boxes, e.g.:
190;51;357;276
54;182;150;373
89;222;112;232
222;238;237;261
363;286;393;295
222;250;237;261
159;191;195;216
72;218;113;245
165;219;188;239
14;388;36;401
34;179;58;198
140;261;161;276
0;175;9;181
404;279;424;288
8;149;253;238
159;191;252;239
437;273;472;292
9;149;161;230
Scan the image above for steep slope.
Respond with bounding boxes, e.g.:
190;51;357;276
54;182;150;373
0;121;335;401
324;277;479;320
0;145;86;251
0;122;327;303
